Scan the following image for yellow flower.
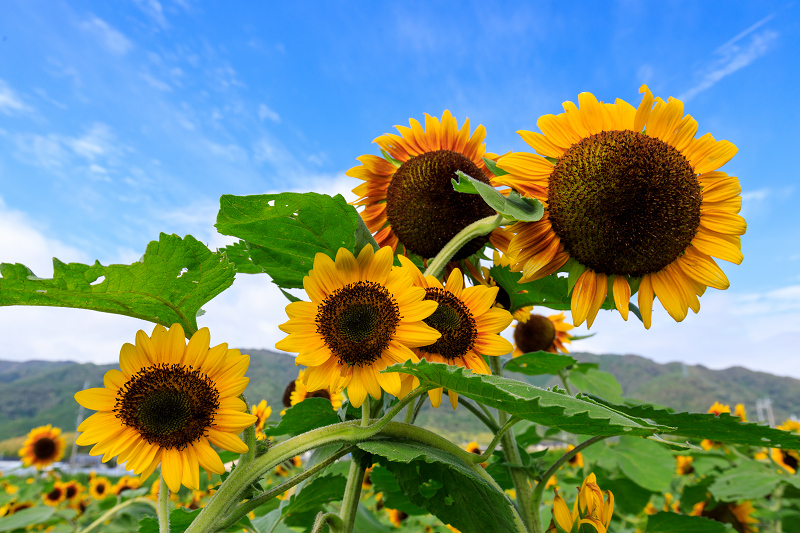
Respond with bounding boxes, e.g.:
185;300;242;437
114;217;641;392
701;402;731;450
276;246;441;408
288;369;344;412
42;483;67;506
512;312;574;356
551;474;614;533
398;258;513;409
494;86;745;329
387;508;408;527
74;324;257;493
62;480;83;502
696;501;759;533
252;399;272;441
89;477;112;500
19;425;65;469
734;403;747;422
771;448;800;474
114;476;141;495
348;111;506;260
676;455;694;475
464;441;488;468
464;249;533;323
565;445;584;468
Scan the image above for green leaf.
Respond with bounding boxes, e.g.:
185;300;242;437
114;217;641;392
708;461;782;500
504;352;577;376
353;503;393;533
568;368;624;404
0;507;55;532
354;213;380;252
383;360;670;437
137;508;199;533
481;157;509;177
0;233;234;336
215;192;359;289
369;466;428;515
593;470;654;516
266;397;340;437
219;239;264;274
358;439;517;533
452;171;543;222
645;512;734;532
282;474;347;528
588;399;800;448
610;437;675;492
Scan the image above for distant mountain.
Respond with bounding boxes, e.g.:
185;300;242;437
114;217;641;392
1;350;798;456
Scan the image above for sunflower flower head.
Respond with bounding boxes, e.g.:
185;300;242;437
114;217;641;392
550;474;613;533
89;477;112;500
276;245;442;408
252;399;272;441
19;424;65;469
566;445;584;468
348;111;505;260
676;455;694;476
286;369;344;412
699;501;759;533
398;256;513;409
495;85;746;329
512;312;574;356
463;249;533;322
42;483;67;507
74;324;257;493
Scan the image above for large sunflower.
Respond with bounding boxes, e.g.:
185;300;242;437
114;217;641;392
276;246;441;408
348;111;505;260
494;86;746;328
19;424;65;469
74;324;257;493
512;312;574;356
398;257;513;409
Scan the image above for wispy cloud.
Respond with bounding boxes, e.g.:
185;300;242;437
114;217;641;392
133;0;168;28
12;123;122;173
0;79;33;115
258;104;281;123
80;16;133;55
680;14;778;101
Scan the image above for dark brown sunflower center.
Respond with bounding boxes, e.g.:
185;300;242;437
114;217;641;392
514;314;556;353
783;451;799;471
317;281;400;367
95;483;106;495
702;504;748;533
548;130;701;277
65;485;78;499
567;453;580;465
46;487;63;501
385;150;496;259
282;381;296;407
33;437;57;460
114;363;220;450
308;389;332;401
419;288;477;361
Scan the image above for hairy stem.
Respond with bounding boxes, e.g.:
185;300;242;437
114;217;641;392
158;472;169;533
460;397;500;433
423;214;506;279
311;512;343;533
339;401;371;533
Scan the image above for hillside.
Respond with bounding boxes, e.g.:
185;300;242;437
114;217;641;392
1;349;798;455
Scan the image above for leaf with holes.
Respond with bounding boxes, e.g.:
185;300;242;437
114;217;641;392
0;233;234;336
383;360;670;437
215;192;359;288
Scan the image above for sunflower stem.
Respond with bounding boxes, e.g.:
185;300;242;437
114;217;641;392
556;369;573;396
158;472;170;533
423;214;506;280
240;393;256;465
311;512;344;533
77;497;157;533
339;402;370;533
489;356;536;533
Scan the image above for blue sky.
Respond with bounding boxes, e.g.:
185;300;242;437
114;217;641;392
1;1;799;378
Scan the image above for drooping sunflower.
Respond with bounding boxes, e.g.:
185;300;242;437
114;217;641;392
74;324;257;493
398;256;513;409
19;424;66;469
348;111;506;260
276;246;441;408
89;477;112;499
42;483;67;506
494;85;746;329
286;369;344;412
512;312;574;356
252;399;272;441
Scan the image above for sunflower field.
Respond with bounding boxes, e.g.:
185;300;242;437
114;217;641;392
1;87;796;533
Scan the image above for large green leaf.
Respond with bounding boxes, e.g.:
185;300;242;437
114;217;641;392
503;351;576;376
383;360;670;437
369;466;428;515
645;512;733;532
452;171;543;222
358;439;517;533
0;507;55;532
589;399;800;448
708;461;782;500
219;239;263;274
610;437;675;492
0;233;234;336
266;398;340;437
215;192;359;288
568;368;624;404
282;474;347;529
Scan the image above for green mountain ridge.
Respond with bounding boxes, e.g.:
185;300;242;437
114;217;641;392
1;350;797;455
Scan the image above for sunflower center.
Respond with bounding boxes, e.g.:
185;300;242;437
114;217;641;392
386;150;496;259
317;281;400;367
702;505;747;533
547;130;701;277
33;437;57;460
46;487;63;501
95;483;106;495
419;288;477;361
514;314;556;353
282;381;296;407
783;451;799;471
308;389;332;401
115;363;220;450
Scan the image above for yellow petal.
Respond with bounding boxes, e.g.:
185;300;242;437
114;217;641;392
184;327;210;369
74;388;117;411
612;276;631;321
571;270;596;327
193;437;225;474
161;448;183;493
207;428;249;454
638;275;654;330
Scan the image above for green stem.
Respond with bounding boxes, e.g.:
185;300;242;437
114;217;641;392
411;393;426;423
158;472;169;533
460;397;500;432
556;370;573;396
77;497;157;533
423;214;506;279
312;512;344;533
490;356;535;533
239;393;256;465
475;416;522;463
340;401;371;533
529;435;610;533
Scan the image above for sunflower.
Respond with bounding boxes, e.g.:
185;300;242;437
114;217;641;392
252;399;272;441
287;369;344;412
695;501;759;533
276;246;441;408
701;402;731;450
566;444;584;468
734;404;747;422
551;473;614;533
463;249;533;323
89;477;112;499
74;324;257;493
19;424;66;469
62;480;83;502
465;441;488;468
348;111;506;260
397;256;513;409
676;455;694;475
114;475;142;495
42;483;67;506
512;312;574;356
387;508;409;528
494;85;745;329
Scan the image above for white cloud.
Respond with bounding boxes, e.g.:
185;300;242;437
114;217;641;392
13;122;119;171
258;104;281;123
0;79;33;115
133;0;168;28
80;16;133;55
680;15;778;101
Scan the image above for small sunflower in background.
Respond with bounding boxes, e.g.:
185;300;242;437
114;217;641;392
463;250;533;323
512;312;574;356
62;480;83;503
114;476;142;495
387;508;409;528
734;403;747;422
74;324;257;493
348;111;506;260
675;455;694;475
285;369;344;412
565;444;584;468
276;246;440;408
692;501;759;533
771;419;800;473
398;257;513;409
252;399;272;441
701;402;731;450
42;482;67;506
89;477;112;500
495;85;745;329
19;424;66;469
464;441;488;468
